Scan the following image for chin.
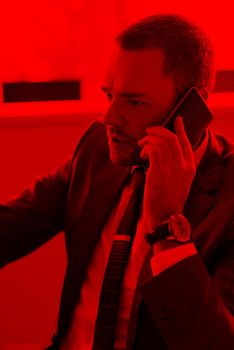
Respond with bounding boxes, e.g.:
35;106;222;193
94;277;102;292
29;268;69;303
108;140;145;167
109;146;144;167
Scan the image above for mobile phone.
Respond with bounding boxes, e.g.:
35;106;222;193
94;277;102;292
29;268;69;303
138;87;213;169
162;87;213;149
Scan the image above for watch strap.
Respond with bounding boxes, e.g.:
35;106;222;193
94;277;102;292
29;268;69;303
145;221;170;245
145;214;192;246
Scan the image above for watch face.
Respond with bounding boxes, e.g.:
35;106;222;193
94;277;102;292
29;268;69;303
168;214;191;242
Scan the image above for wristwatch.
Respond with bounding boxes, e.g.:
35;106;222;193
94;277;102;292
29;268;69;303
145;213;191;245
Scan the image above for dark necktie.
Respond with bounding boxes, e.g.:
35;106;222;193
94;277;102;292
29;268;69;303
92;168;145;350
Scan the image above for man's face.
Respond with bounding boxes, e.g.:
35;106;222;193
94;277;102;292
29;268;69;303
102;47;178;166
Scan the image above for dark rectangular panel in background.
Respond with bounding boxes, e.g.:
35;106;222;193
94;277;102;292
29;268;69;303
3;81;81;103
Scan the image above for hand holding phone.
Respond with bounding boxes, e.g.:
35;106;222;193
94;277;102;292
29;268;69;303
139;115;197;230
138;87;213;169
137;87;212;229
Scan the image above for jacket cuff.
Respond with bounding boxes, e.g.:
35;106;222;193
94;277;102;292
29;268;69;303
151;242;197;276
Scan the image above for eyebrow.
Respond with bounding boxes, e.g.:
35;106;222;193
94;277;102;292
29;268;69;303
101;86;148;98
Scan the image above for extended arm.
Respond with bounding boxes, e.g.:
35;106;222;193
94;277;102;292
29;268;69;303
0;158;71;268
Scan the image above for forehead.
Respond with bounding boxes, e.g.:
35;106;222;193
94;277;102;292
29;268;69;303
104;47;172;93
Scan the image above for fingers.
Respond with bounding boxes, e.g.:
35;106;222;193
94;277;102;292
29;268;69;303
140;143;163;169
138;125;184;164
138;116;195;167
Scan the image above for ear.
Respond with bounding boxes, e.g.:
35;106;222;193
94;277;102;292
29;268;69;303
198;87;209;101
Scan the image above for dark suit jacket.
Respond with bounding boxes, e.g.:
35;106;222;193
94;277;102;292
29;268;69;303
0;121;233;349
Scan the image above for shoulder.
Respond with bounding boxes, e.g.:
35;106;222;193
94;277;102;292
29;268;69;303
215;132;234;186
206;129;234;177
213;132;234;227
70;120;111;175
75;120;107;150
215;132;234;160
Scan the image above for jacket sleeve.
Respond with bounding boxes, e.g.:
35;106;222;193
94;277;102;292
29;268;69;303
0;158;71;268
139;221;234;350
0;121;103;269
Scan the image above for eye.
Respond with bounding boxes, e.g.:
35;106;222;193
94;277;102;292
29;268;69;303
106;92;113;101
128;98;143;106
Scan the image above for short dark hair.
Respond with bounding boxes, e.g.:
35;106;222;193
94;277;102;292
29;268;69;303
116;14;215;94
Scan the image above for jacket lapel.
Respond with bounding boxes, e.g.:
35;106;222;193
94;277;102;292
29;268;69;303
184;128;224;230
58;122;131;337
72;162;131;272
58;162;131;337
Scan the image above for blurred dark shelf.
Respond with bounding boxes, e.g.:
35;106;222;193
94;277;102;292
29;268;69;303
3;81;81;103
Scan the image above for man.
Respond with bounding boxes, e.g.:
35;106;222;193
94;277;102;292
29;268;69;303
0;14;233;350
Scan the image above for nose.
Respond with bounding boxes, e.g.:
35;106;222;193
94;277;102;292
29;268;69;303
102;100;125;128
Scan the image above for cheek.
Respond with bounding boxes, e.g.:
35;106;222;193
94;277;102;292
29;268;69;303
122;103;170;140
125;111;151;140
123;126;144;145
127;115;160;141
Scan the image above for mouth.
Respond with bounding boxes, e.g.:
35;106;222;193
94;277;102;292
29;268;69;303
110;136;127;144
107;131;148;168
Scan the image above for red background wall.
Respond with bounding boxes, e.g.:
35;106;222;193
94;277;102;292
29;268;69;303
0;0;233;348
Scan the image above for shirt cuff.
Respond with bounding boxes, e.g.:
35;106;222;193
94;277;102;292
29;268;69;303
150;242;197;276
